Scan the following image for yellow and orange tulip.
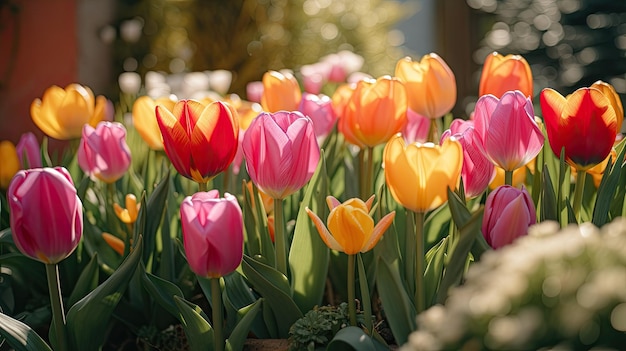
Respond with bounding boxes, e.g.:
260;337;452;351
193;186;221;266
479;52;533;99
0;141;19;189
590;80;624;133
113;194;141;224
260;70;302;112
395;53;456;119
132;95;177;150
384;135;463;213
31;84;108;140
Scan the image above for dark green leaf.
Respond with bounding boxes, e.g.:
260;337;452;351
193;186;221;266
67;254;100;307
0;312;52;351
326;326;377;351
376;257;416;345
173;296;213;351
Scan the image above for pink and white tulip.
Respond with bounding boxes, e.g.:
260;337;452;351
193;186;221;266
298;92;338;140
482;185;536;249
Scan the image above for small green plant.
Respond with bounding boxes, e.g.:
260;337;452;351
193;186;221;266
289;302;364;350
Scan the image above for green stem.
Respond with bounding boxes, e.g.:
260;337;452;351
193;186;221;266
45;264;67;351
428;119;439;143
404;210;416;299
362;146;375;199
573;171;587;222
347;254;357;326
504;170;513;186
198;181;208;192
274;198;287;276
211;277;224;351
414;211;425;314
358;149;365;199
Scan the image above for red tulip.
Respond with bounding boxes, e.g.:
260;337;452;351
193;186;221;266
482;185;535;249
78;121;132;183
8;167;83;264
156;100;239;183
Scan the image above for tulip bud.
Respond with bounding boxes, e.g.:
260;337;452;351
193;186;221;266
77;122;132;183
260;70;302;112
8;167;83;264
15;132;42;169
479;52;533;99
482;185;536;249
113;194;141;224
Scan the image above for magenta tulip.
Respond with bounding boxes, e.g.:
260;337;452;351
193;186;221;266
8;167;83;264
298;92;337;140
441;119;495;198
77;121;131;183
473;90;544;171
482;185;536;249
242;111;320;199
15;132;42;169
180;190;244;278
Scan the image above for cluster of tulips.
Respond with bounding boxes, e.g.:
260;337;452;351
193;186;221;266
0;49;624;351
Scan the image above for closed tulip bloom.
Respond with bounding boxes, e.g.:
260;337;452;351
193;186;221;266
0;141;19;189
156;100;239;183
30;84;107;140
306;195;395;255
261;70;302;112
243;111;320;199
132;95;177;150
590;80;624;133
540;87;618;170
384;134;463;213
114;193;141;224
15;132;42;169
8;167;83;264
331;83;355;118
78;122;132;183
473;91;544;171
482;185;536;249
298;92;337;140
395;53;456;119
441;119;495;198
403;109;431;144
338;76;408;147
180;190;243;278
479;52;533;99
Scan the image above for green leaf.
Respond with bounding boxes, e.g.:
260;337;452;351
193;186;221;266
67;253;100;307
65;235;143;350
138;171;169;265
225;299;262;351
141;266;184;319
593;143;626;226
356;254;373;334
290;149;330;314
423;237;448;307
0;312;52;351
173;296;214;351
326;326;377;351
540;165;558;222
376;257;416;345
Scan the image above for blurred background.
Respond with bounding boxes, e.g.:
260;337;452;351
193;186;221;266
1;0;626;142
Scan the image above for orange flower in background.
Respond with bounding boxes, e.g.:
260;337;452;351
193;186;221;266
590;80;624;133
338;76;408;147
0;141;19;189
331;83;356;118
31;84;108;140
261;70;302;112
489;166;527;190
114;194;141;224
479;52;533;99
102;233;125;255
132;95;177;150
395;53;456;119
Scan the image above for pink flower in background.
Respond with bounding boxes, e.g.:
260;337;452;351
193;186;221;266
298;92;337;140
180;190;243;278
402;109;430;144
78;121;132;183
441;119;495;198
16;132;42;169
231;129;245;175
473;90;544;171
482;185;536;249
8;167;83;264
300;63;327;94
246;81;264;103
243;111;320;199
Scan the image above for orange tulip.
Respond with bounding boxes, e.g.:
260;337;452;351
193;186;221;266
102;232;125;255
383;135;463;213
338;76;408;147
479;52;533;99
132;95;177;150
590;80;624;133
31;84;108;140
394;53;456;119
331;83;356;118
113;194;141;224
260;70;302;112
0;141;19;189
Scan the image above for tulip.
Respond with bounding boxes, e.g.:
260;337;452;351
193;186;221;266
15;132;42;169
489;166;527;190
260;70;302;112
180;190;243;278
394;53;456;119
0;141;19;189
338;76;408;148
246;81;264;103
132;95;177;150
383;134;463;213
242;111;320;200
479;52;533;99
156;100;239;184
114;193;141;224
30;84;108;140
482;185;536;249
77;122;132;183
403;109;431;144
473;91;544;175
331;83;355;118
441;119;495;198
298;92;337;140
8;167;83;264
540;87;617;170
102;232;125;255
591;80;624;133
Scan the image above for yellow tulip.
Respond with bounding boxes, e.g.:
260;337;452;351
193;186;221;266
0;141;19;189
131;95;177;150
260;70;302;112
591;80;624;133
306;195;395;255
113;194;141;224
30;84;107;140
383;134;463;213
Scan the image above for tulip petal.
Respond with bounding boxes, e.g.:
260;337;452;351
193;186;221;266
362;211;395;252
306;207;343;251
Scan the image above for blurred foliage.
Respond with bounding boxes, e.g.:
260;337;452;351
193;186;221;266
469;0;626;107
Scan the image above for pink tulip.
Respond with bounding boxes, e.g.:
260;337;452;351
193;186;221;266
15;132;42;169
78;121;132;183
300;63;327;94
441;119;495;198
8;167;83;264
246;81;264;103
180;190;243;278
482;185;536;249
298;92;338;140
473;90;544;171
402;109;430;144
242;111;320;199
